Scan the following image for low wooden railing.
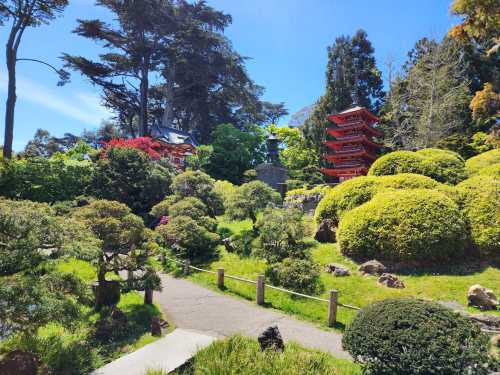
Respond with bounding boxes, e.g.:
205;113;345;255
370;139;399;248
162;255;360;327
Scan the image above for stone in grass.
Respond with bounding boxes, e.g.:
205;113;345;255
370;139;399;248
314;219;337;243
222;237;235;252
358;260;387;276
378;273;405;288
258;325;284;352
467;284;499;311
324;263;350;277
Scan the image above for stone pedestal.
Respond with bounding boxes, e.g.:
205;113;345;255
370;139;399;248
256;163;288;191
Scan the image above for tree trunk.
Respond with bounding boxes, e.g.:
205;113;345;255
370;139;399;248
3;37;17;159
144;288;153;305
139;58;149;137
161;65;176;128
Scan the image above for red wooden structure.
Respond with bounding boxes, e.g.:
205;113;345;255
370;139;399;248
321;106;383;182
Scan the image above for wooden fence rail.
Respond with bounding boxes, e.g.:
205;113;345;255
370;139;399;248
162;254;360;327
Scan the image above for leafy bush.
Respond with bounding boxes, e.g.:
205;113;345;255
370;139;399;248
0;157;93;202
342;298;494;375
475;163;500;177
149;195;177;218
169;197;207;218
266;257;321;295
314;174;440;224
90;147;173;215
254;208;306;263
465;149;500;176
157;216;220;260
337;189;467;264
213;180;237;207
457;176;500;256
171;170;223;217
368;148;467;184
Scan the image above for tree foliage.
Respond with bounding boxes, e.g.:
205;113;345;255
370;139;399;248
303;29;384;151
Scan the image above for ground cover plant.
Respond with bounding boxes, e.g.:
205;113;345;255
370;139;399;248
169;335;361;375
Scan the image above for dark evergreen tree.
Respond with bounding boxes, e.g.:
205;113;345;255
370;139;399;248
303;30;384;151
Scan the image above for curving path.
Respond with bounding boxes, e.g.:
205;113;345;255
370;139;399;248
155;274;350;359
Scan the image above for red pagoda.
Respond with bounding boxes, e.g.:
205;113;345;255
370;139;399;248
321;106;383;182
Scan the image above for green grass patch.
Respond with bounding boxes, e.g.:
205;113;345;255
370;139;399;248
169;335;360;375
186;217;500;331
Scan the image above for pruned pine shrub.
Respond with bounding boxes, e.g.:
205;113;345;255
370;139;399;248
342;298;494;375
157;216;220;260
368;148;467;184
337;189;467;264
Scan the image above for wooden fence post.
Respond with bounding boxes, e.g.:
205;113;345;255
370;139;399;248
328;290;338;327
256;275;265;305
217;268;224;289
184;260;190;275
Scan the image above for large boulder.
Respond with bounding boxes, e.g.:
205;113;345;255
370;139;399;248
324;263;350;277
467;284;499;311
0;350;41;375
257;325;284;352
378;273;405;288
359;260;387;276
314;219;337;243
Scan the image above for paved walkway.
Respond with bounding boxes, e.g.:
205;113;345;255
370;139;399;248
156;274;350;359
91;328;215;375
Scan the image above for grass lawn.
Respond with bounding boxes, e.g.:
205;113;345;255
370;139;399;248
184;216;500;331
149;335;360;375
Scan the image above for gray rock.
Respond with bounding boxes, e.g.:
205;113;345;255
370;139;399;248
324;263;350;277
359;260;387;276
378;273;405;288
314;219;337;243
467;284;499;311
257;325;284;352
222;237;235;252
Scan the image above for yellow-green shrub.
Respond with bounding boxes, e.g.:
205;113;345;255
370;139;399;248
314;174;441;224
457;176;500;256
368;148;467;184
465;149;500;176
337;189;467;264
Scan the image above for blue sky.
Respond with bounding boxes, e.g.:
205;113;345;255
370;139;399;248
0;0;458;150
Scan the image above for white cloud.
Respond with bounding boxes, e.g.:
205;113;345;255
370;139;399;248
0;74;111;126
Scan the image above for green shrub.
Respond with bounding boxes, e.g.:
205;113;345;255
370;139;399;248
314;174;440;224
337;189;467;264
266;257;321;295
149;195;177;218
254;208;306;263
213;180;237;207
475;163;500;177
368;148;467;184
169;197;207;218
457;176;500;256
157;216;220;260
342;298;494;375
465;149;500;175
0;157;93;203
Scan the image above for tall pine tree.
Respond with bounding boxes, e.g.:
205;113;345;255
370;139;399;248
303;30;384;151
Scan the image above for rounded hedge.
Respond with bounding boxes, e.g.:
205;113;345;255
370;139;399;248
337;189;467;264
265;257;321;295
475;163;500;177
368;148;467;184
342;298;493;375
457;176;500;256
314;174;440;224
465;149;500;176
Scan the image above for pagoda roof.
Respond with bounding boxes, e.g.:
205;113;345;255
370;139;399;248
326;123;383;138
328;106;380;124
